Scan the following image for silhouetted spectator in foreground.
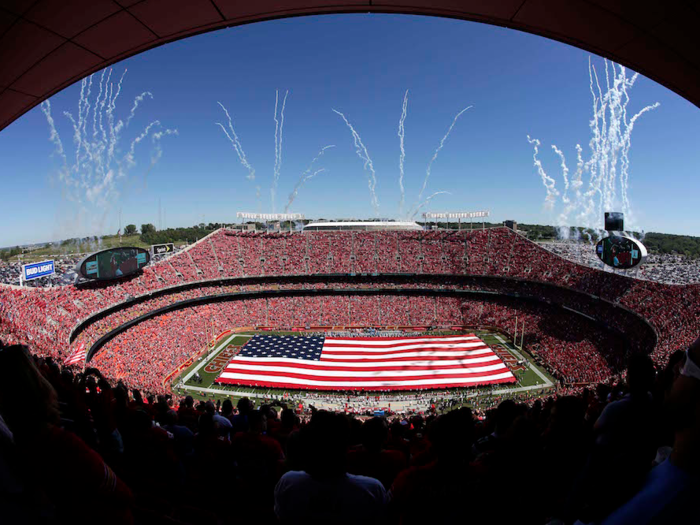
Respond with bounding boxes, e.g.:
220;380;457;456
275;410;386;525
390;407;485;525
595;335;700;525
347;416;407;489
205;400;232;438
163;409;194;459
0;345;133;524
177;395;198;432
231;396;252;433
567;354;658;522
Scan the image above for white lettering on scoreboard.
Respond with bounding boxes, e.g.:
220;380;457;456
236;212;305;221
422;211;490;220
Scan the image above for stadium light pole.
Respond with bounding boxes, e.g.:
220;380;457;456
17;254;23;287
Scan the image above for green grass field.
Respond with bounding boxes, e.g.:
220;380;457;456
171;329;557;407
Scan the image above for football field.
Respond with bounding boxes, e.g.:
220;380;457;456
172;329;556;410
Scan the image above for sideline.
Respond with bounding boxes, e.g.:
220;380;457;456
495;334;554;389
178;384;271;399
179;332;251;385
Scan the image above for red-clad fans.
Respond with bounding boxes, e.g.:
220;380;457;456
2;227;700;395
73;293;624;394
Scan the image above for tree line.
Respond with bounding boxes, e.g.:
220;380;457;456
3;222;700;261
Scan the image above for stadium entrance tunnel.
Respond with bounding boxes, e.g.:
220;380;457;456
2;2;700;131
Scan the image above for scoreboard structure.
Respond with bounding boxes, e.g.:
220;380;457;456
422;210;490;230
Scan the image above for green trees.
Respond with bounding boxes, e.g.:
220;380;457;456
139;225;218;245
124;224;137;235
643;233;700;258
0;246;22;261
140;223;156;236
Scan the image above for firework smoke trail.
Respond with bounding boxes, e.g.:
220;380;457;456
415;105;472;208
398;90;408;216
107;69;127;162
41;68;175;238
284;169;326;212
92;69;106;140
551;146;570;203
529;58;658;240
273;91;280;208
527;136;559;210
98;69;112;145
411;191;452;219
285;145;335;212
125;92;153;127
619;100;659;216
271;90;289;213
554;143;586;240
332;109;380;215
550;144;574;238
126;120;162;167
215;101;256;180
41;101;68;169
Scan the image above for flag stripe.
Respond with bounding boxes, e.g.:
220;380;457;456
321;350;496;361
65;350;86;366
216;371;516;389
323;337;482;347
220;363;507;378
321;343;491;354
314;354;502;364
215;377;516;391
224;358;503;371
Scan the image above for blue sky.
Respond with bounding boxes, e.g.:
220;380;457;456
1;14;699;247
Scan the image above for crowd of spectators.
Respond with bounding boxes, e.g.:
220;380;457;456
542;241;700;285
2;335;698;525
80;293;624;395
0;255;81;287
1;227;699;397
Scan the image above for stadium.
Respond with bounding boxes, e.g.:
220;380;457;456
1;3;700;525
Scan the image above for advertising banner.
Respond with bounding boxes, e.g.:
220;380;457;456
22;260;55;282
152;243;174;255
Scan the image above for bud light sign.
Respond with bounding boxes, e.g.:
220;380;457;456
22;260;55;281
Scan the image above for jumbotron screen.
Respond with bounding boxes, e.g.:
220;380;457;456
79;247;150;281
596;235;646;269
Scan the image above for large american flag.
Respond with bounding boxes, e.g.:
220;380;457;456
215;335;515;391
64;342;87;367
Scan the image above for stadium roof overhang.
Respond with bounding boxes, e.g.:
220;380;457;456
1;1;699;132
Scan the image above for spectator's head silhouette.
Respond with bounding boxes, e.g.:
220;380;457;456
428;407;474;463
237;397;253;415
302;410;350;480
164;409;179;426
198;412;216;438
0;345;59;440
626;353;656;395
280;408;298;429
361;417;388;453
495;399;518;436
247;410;267;434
